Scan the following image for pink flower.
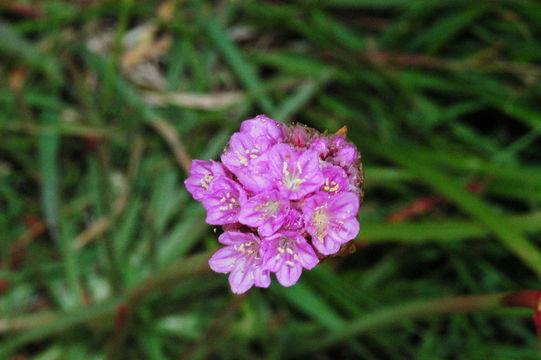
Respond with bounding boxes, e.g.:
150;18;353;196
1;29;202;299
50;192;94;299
184;160;227;201
240;115;285;143
287;124;312;149
345;164;363;191
309;136;330;158
238;191;290;236
201;177;246;225
209;231;270;294
333;143;359;167
303;192;360;255
327;134;360;168
220;132;275;192
328;134;347;149
185;115;363;293
266;144;324;200
221;132;270;172
281;208;303;231
262;231;319;286
321;164;348;195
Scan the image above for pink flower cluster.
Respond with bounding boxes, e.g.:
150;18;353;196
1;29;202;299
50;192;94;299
185;115;363;294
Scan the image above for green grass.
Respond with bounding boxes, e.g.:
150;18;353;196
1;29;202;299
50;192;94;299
2;0;541;358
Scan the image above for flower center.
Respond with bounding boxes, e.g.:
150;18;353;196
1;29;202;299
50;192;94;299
312;207;329;242
256;200;281;219
275;236;298;266
235;241;261;265
235;241;257;254
238;147;260;166
218;192;239;211
282;161;305;192
322;178;339;193
200;173;214;190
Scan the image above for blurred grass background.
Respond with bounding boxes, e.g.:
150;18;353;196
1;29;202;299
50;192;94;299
1;0;541;358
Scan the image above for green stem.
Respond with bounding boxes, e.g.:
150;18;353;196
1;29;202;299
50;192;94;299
0;300;121;358
0;251;212;358
360;212;541;244
292;292;514;356
361;138;541;278
107;251;211;359
207;18;276;116
1;249;537;359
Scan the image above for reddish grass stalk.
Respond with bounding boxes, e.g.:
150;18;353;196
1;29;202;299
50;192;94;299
503;290;541;343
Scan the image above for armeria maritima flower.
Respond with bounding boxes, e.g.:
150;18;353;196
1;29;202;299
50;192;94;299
185;115;363;294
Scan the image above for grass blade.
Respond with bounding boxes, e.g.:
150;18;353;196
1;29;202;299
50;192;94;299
363;138;541;277
206;18;276;115
39;112;61;240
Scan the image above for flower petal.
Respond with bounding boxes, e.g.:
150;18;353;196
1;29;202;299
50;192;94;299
334;144;359;167
258;221;282;237
328;192;359;219
261;231;318;279
254;267;271;288
240;115;284;143
275;262;302;287
311;235;341;256
201;178;246;225
218;231;258;245
184;160;226;201
296;241;319;270
310;137;329;157
221;132;273;176
236;168;274;193
266;144;324;200
238;191;289;236
208;246;237;273
331;217;360;243
228;260;255;294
